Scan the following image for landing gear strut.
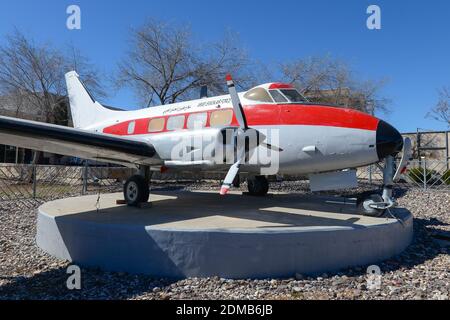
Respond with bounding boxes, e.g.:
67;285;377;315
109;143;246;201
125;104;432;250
247;176;269;196
357;155;396;217
124;166;150;206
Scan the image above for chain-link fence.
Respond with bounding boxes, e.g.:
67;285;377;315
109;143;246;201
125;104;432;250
357;158;450;191
0;159;449;206
0;164;137;206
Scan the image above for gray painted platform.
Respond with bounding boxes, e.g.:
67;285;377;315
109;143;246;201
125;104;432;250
36;190;413;279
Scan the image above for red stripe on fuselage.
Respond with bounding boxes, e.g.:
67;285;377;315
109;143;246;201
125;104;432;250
103;104;379;136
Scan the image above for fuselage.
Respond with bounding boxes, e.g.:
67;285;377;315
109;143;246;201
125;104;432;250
84;86;402;176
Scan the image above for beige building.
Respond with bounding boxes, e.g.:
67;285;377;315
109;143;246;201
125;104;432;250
0;95;70;164
402;130;449;161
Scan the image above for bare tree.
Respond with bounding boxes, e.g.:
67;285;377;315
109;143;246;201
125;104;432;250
351;79;390;115
117;20;254;107
0;30;67;124
279;55;389;114
0;30;104;164
66;45;107;100
280;56;348;97
0;30;105;125
427;87;450;128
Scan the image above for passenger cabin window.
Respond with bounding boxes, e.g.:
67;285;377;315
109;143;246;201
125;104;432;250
210;109;233;127
148;118;165;133
167;115;185;131
187;112;207;129
243;87;274;103
127;121;136;134
279;89;307;103
269;90;288;103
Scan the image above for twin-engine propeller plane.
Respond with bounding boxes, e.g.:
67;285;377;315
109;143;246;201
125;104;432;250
0;71;411;216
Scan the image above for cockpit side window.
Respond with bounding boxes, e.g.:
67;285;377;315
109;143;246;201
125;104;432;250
243;87;274;103
269;90;288;103
279;89;307;103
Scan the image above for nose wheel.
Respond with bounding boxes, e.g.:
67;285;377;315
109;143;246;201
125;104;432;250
124;175;150;206
357;193;386;217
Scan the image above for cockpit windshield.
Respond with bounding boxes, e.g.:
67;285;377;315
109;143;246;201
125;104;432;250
243;87;274;103
281;89;306;102
269;90;288;103
244;86;308;104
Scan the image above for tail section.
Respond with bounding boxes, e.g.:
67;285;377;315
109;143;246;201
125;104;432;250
65;71;116;129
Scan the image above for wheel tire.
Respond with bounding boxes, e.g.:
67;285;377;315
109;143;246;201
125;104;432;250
357;193;386;217
124;175;149;207
247;176;269;196
232;174;240;188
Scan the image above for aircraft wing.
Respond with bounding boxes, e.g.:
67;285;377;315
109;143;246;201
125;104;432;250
0;116;161;167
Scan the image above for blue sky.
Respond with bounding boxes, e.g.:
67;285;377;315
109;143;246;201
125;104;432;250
0;0;449;132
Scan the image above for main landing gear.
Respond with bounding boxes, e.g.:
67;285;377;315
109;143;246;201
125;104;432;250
246;175;269;196
124;166;151;206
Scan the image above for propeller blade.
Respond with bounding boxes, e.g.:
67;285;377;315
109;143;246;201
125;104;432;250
226;75;283;152
393;137;412;182
226;74;248;130
221;75;282;196
220;159;241;195
261;142;284;152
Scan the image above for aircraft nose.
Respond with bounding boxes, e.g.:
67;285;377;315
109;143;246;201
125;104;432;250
376;120;403;160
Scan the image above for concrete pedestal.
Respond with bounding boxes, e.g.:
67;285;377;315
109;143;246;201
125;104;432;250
36;191;413;279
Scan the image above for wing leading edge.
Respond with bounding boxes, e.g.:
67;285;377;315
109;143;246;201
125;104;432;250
0;116;160;167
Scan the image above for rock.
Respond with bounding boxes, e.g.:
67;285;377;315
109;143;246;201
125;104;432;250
353;289;361;296
357;283;367;291
1;184;449;300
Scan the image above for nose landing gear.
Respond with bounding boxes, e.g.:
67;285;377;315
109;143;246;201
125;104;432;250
357;155;395;217
357;193;387;217
357;138;411;217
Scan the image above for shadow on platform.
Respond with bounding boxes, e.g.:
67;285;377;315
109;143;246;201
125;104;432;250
48;191;408;230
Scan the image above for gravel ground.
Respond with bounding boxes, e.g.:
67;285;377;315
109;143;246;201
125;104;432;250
0;182;448;300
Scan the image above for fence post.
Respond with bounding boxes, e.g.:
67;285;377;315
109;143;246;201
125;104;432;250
368;165;372;185
422;156;427;191
446;130;449;171
32;165;37;199
82;162;88;195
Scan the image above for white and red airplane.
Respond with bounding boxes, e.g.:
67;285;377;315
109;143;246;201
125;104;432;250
0;71;411;216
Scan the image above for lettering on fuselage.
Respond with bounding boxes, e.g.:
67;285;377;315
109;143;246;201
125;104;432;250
160;98;232;115
197;98;231;107
162;105;192;115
